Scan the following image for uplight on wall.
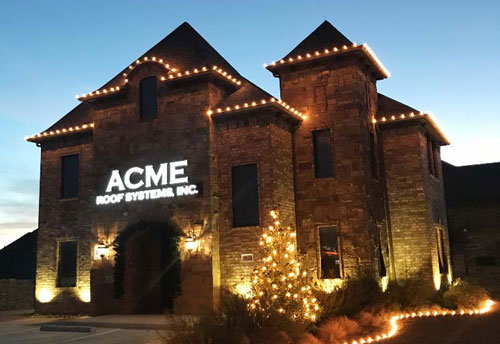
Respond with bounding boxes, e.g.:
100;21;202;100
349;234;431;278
37;288;54;303
79;288;91;303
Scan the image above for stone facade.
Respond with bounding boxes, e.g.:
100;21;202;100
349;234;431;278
0;279;34;311
29;21;451;314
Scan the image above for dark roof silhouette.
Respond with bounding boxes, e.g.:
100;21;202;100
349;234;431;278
0;229;37;279
45;22;275;132
377;93;419;117
443;161;500;206
283;20;352;60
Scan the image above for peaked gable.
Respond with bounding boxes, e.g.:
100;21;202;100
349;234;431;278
283;20;352;60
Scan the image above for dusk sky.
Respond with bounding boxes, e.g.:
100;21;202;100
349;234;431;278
1;0;499;248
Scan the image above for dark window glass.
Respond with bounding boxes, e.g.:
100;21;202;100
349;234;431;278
437;229;448;274
313;129;333;178
140;76;158;119
377;228;387;277
427;135;435;176
369;130;378;179
320;226;341;279
432;141;440;179
61;154;79;199
232;164;259;227
57;241;77;287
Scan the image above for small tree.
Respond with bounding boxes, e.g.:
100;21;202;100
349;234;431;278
249;210;320;322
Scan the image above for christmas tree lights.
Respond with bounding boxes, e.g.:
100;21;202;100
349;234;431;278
249;210;321;322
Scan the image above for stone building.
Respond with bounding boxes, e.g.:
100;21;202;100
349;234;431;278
27;21;451;314
443;162;500;297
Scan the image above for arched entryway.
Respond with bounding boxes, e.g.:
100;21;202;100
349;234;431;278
113;220;181;313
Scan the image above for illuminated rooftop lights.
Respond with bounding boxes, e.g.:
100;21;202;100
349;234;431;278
25;123;95;142
372;111;449;144
264;42;390;78
211;66;242;85
206;97;306;120
77;56;175;100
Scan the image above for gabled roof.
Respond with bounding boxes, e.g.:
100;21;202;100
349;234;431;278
27;22;303;142
283;20;352;60
0;229;37;279
377;93;419;118
375;93;450;145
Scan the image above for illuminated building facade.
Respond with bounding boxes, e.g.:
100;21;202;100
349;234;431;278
28;21;451;314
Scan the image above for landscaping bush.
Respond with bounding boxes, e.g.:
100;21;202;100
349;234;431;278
316;271;387;321
385;273;437;309
161;294;309;344
440;278;489;310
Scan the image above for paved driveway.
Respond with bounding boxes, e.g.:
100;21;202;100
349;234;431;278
0;311;160;344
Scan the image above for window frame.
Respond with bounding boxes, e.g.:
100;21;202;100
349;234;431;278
56;240;78;288
312;128;334;179
318;225;342;279
60;153;80;200
231;163;260;228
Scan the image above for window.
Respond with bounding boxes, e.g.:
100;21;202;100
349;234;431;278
57;241;78;287
319;226;341;279
432;141;440;178
313;129;333;178
369;130;378;179
436;228;448;274
140;76;158;119
232;164;259;227
376;227;386;277
61;154;79;199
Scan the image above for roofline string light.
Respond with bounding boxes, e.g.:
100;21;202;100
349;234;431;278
76;57;242;100
343;299;494;344
264;43;390;78
25;123;95;142
372;111;450;144
206;97;306;120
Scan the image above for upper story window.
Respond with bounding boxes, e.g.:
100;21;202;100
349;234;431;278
319;226;341;279
313;129;334;178
232;164;259;227
436;227;448;274
427;135;440;179
369;130;378;180
61;154;79;199
140;76;158;119
57;241;78;287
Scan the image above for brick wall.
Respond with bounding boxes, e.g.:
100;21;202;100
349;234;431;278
213;110;296;295
278;59;386;280
0;279;34;310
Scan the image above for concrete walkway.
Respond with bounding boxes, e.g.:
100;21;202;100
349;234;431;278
49;314;197;330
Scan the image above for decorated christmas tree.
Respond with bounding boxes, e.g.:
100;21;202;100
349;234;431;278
249;210;320;322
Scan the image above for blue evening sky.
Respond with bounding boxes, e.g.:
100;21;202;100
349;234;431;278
1;0;499;247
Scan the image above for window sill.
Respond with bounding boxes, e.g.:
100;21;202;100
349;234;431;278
60;197;79;202
429;174;441;183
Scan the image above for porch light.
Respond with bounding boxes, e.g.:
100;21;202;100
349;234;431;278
185;236;198;251
94;244;110;260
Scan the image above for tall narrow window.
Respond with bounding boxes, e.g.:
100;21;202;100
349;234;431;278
57;241;78;287
61;154;79;199
437;228;448;274
319;226;341;279
376;226;387;277
140;76;158;119
232;164;259;227
427;135;436;176
313;129;333;178
369;130;378;179
432;141;440;179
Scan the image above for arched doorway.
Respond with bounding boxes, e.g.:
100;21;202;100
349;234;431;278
113;220;181;313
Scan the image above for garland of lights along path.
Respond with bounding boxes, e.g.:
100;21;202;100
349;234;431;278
342;299;495;344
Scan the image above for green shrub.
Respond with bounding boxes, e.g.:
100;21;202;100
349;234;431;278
161;294;308;344
385;274;436;308
440;278;489;309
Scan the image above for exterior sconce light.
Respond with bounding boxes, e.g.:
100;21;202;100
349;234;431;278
94;244;110;260
185;236;198;251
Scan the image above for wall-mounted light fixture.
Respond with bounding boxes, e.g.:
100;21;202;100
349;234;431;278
94;244;110;260
185;236;198;251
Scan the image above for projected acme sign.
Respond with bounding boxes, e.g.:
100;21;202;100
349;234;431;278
95;160;198;205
